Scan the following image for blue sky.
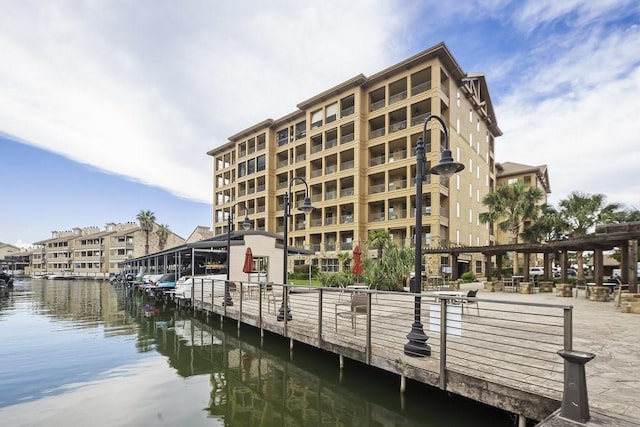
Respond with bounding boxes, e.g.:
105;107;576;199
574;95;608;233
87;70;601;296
1;0;639;247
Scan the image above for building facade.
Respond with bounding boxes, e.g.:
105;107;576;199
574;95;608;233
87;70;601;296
30;223;185;278
208;43;502;275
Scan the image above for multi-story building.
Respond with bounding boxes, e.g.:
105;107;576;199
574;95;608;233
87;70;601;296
31;223;185;277
494;161;551;246
208;43;502;274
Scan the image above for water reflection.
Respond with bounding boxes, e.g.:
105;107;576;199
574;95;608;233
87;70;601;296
0;280;513;426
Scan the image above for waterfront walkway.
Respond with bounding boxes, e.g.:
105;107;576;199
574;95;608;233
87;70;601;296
176;279;639;425
458;282;640;424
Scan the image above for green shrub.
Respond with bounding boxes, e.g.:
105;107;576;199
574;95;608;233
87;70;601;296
460;272;477;283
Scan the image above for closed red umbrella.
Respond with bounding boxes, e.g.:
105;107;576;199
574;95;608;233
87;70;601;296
243;247;254;274
352;244;364;276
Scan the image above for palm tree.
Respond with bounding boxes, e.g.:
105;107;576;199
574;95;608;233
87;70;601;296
336;251;352;272
156;224;170;251
369;229;391;261
521;204;570;243
559;192;621;283
136;210;156;255
479;181;544;274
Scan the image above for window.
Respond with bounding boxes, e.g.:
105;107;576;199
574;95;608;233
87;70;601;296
238;162;246;177
476;260;482;274
456;91;461;107
456;118;460;134
508;178;518;185
469;133;473;147
469;109;473;123
257;155;266;171
247;158;256;175
311;109;323;129
326;102;338;123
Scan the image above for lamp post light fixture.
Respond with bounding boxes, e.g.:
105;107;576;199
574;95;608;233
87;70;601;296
225;201;252;306
404;114;464;357
277;177;314;321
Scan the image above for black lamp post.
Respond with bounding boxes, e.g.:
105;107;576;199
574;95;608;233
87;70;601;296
404;114;464;357
277;177;314;321
225;202;252;306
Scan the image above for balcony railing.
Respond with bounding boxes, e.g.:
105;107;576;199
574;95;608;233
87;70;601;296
311;169;322;178
340;133;354;144
370;183;385;194
311;120;323;129
325;138;337;149
311;193;322;202
341;214;354;223
311;144;323;154
325;165;337;174
370;212;385;222
389;90;407;104
388;149;407;162
411;113;429;126
340;187;354;197
389;120;407;133
388;179;407;191
325;190;337;200
341;106;354;117
310;218;322;227
370;154;385;166
340;241;353;250
325;217;336;225
369;128;385;139
296;154;306;163
278;159;288;167
340;160;354;170
369;99;385;112
411;81;431;95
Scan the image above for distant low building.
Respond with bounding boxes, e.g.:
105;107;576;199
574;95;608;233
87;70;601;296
30;223;185;278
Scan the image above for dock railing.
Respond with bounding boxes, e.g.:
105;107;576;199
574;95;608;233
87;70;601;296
183;279;569;409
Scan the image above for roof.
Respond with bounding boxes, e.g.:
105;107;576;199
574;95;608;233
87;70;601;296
496;162;551;193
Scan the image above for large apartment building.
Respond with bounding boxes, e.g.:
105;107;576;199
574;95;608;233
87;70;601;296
208;43;502;274
31;222;185;277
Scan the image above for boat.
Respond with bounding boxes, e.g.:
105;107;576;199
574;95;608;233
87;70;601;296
45;272;77;280
0;272;14;287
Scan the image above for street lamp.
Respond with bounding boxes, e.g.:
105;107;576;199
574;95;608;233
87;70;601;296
225;202;252;306
277;177;314;321
404;114;464;357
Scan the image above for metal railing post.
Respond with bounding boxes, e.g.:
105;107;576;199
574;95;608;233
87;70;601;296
366;292;372;364
439;297;448;390
563;306;573;351
318;288;323;342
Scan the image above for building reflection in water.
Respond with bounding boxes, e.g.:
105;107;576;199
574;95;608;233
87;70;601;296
12;280;509;427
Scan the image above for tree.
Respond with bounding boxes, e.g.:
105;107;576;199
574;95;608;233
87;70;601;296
368;229;392;261
136;210;156;255
336;251;352;271
559;192;621;283
479;181;544;274
521;204;570;243
156;224;170;251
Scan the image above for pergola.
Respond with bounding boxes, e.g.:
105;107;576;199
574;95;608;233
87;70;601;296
423;221;640;293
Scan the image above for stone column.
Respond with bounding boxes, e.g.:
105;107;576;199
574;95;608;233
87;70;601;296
629;240;638;293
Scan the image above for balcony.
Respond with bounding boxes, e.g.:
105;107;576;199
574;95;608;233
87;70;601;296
341;106;354;117
296;154;306;163
388;179;407;191
325;242;336;251
341;214;354;223
370;154;385;167
411;81;431;96
369;128;385;139
325;138;337;149
325;217;336;226
340;133;354;143
311;144;323;154
370;212;385;222
411;113;429;126
310;218;322;227
311;120;323;130
340;241;353;250
389;120;407;134
325;165;337;174
370;183;385;194
389;91;407;105
370;99;385;112
340;160;354;171
340;187;354;197
311;169;322;178
325;190;337;200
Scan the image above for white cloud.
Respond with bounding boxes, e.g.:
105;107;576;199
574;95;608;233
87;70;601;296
497;22;640;209
0;0;408;203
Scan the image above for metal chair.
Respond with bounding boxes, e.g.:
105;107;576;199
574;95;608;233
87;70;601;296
335;293;369;335
461;289;480;315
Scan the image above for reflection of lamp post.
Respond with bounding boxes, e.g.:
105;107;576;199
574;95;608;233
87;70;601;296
277;177;314;321
404;114;464;357
225;202;252;306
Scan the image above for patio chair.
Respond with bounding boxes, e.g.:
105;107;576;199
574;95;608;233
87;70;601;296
461;289;480;315
335;293;369;335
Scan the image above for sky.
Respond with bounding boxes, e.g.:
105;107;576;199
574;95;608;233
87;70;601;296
1;0;639;248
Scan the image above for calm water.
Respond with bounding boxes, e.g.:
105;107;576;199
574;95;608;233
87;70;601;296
0;279;516;426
